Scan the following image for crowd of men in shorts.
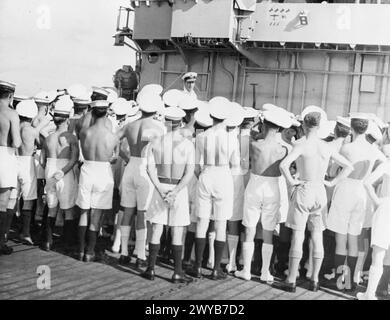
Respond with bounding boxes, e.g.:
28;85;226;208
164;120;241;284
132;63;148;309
1;71;390;300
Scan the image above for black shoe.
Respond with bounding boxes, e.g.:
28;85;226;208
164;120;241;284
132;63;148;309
172;273;194;284
187;266;203;279
118;255;131;265
309;280;320;292
211;269;228;280
275;280;296;293
141;268;155;281
40;242;51;252
136;258;147;269
83;253;95;263
0;244;13;255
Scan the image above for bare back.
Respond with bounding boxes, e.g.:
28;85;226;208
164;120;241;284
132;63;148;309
0;106;20;148
250;139;287;177
19;122;40;156
153;131;195;180
341;138;385;180
46;130;77;160
295;137;332;181
123;117;164;158
79;111;113;139
80;120;118;162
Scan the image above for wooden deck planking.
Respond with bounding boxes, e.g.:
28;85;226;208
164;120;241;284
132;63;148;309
0;240;351;300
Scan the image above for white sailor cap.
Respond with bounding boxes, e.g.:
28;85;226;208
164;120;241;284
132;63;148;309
349;112;370;121
164;106;186;121
225;102;244;127
367;121;383;142
182;72;197;83
194;110;213;128
242;106;259;119
138;94;164;113
54;95;73;116
178;95;199;111
73;97;91;107
103;87;119;104
163;89;184;108
16;99;38;118
127;101;139;117
138;84;163;97
301;105;328;122
0;80;16;93
34;91;57;104
336;116;351;128
67;84;87;98
13;94;30;103
91;100;110;108
91;87;110;100
262;109;292;129
111;98;136;116
318;120;336;139
209;96;230;120
194;100;209;112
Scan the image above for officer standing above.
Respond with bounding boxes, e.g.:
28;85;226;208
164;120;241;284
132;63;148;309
181;72;198;99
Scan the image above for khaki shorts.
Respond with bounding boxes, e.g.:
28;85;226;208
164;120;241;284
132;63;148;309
286;181;326;232
10;156;37;201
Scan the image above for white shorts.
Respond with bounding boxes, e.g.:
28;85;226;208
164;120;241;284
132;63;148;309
12;156;37;201
0;147;17;189
371;197;390;250
120;157;154;211
146;183;190;227
230;174;245;221
363;196;375;229
327;178;367;236
278;176;289;223
242;174;281;231
76;161;114;210
188;175;199;223
197;166;233;221
45;158;78;210
34;150;45;180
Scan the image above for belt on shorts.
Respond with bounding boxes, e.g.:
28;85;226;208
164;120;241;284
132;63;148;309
158;177;181;185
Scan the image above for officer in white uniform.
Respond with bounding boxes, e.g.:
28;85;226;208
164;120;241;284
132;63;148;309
181;72;198;99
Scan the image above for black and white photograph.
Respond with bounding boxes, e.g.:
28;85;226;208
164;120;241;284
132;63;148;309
2;0;390;306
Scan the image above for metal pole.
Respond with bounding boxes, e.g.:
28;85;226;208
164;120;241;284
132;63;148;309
287;52;295;112
379;55;389;120
321;53;330;110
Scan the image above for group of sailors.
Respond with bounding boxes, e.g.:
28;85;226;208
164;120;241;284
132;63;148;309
1;71;390;300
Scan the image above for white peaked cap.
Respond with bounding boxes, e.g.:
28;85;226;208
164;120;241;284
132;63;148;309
103;87;119;104
350;112;370;120
367;120;383;142
138;94;164;113
34;91;56;104
16;99;38;118
262;109;293;129
301;105;328;122
111;98;128;115
138;84;163;97
163;89;184;107
178;95;199;111
193;100;209;112
91;100;110;108
54;95;74;114
336;116;351;128
243;106;259;119
194;110;213;127
127;100;139;117
224;102;244;127
209;96;230;120
164;106;186;121
67;84;87;98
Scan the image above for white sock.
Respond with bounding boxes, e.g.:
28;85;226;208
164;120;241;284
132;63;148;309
135;229;147;260
208;231;216;267
261;243;274;277
306;239;313;278
227;235;239;268
120;226;130;256
242;241;255;274
366;265;383;298
112;211;123;252
354;251;366;283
